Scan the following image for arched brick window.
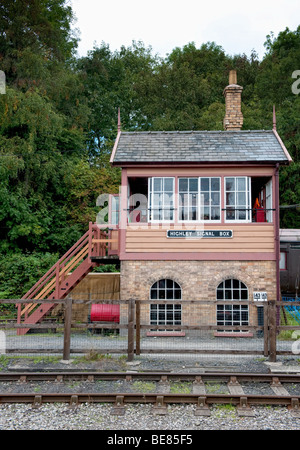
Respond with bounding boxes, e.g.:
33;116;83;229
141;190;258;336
216;279;249;329
150;279;181;327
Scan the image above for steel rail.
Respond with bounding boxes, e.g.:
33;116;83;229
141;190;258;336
0;392;298;405
0;371;300;383
0;392;299;417
0;371;300;416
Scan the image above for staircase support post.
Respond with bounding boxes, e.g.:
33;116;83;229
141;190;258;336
88;221;93;258
55;262;60;299
63;297;73;361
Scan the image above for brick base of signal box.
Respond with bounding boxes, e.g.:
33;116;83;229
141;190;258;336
119;259;277;333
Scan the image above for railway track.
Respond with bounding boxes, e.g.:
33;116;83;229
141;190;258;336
0;371;300;417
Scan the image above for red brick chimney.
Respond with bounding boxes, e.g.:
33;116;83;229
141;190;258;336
223;70;243;131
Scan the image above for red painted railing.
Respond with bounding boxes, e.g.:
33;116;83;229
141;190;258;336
17;223;118;335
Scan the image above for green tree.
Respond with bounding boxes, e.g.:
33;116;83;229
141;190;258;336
254;27;300;227
0;0;91;255
77;41;158;157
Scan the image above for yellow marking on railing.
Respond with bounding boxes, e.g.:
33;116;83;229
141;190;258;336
92;239;118;243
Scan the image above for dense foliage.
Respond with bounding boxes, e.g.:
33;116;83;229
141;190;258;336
0;1;299;297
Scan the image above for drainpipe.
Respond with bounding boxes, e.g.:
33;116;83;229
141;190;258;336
275;163;280;303
268;163;281;362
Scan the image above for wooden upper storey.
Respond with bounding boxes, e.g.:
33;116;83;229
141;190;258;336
101;164;284;261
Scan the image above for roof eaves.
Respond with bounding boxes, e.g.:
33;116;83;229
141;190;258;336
272;129;293;164
111;159;283;167
110;130;121;164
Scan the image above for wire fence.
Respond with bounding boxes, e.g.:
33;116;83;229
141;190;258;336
0;298;300;362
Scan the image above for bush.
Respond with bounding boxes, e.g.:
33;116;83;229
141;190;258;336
0;252;59;300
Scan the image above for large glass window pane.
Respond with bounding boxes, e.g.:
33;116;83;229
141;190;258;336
179;178;188;192
211;192;219;205
211;178;220;191
200;177;221;221
237;192;246;205
179;177;220;222
211;207;220;220
226;192;235;205
237;177;246;191
203;192;210;205
153;193;161;206
149;178;174;222
238;210;246;220
225;177;251;222
189;178;198;191
191;207;197;220
226;178;235;191
153;178;162;191
201;178;209;191
164;178;173;191
179;178;199;222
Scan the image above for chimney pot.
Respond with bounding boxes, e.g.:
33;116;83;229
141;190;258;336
229;70;237;85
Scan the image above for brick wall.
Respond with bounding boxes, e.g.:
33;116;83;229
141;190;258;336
120;260;276;329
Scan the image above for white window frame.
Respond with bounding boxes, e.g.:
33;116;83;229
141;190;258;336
224;176;251;223
265;179;273;223
178;177;200;223
150;303;182;327
199;177;221;223
178;177;221;223
148;177;175;223
150;279;182;328
216;279;249;331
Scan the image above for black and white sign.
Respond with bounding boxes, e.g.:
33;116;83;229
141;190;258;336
253;292;268;301
167;230;233;238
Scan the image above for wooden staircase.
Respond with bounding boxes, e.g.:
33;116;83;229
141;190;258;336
17;223;118;335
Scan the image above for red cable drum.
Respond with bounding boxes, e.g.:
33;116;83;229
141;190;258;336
90;304;120;323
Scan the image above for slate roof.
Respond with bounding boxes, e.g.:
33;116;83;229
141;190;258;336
111;130;292;165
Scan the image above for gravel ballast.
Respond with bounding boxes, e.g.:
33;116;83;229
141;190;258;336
0;403;299;430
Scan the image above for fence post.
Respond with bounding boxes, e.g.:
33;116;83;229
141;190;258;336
127;298;135;361
268;300;277;362
136;300;141;356
263;303;269;357
63;296;72;361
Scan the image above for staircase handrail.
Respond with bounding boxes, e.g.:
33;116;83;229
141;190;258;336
22;230;90;300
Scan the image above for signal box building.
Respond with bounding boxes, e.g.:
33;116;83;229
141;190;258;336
105;70;292;336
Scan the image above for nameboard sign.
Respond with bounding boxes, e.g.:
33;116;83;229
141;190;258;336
166;230;233;238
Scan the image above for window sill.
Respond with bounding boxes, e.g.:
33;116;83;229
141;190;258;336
214;332;253;338
146;331;186;337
